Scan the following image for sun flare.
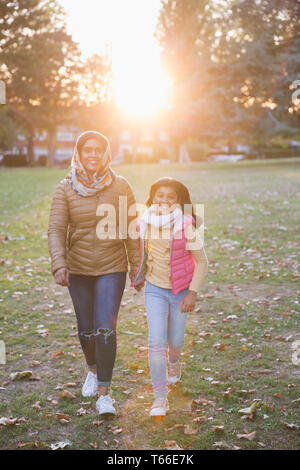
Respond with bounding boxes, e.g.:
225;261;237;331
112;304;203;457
59;0;169;119
112;56;171;118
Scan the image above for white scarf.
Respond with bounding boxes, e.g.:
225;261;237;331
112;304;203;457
141;204;183;229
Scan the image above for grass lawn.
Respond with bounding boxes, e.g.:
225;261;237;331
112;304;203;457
0;158;299;450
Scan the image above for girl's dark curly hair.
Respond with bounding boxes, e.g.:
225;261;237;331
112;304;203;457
145;177;202;228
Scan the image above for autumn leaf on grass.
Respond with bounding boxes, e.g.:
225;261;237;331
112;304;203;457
213;342;227;351
10;370;33;381
212;425;224;432
283;422;299;430
63;382;77;388
52;351;64;359
55;413;71;421
31;360;41;367
238;402;258;416
90;442;98;449
192;416;207;424
111;428;123;435
184;425;198;435
59;390;76;400
32;401;41;411
0;417;27;426
237;431;256;441
223;387;234;397
77;408;88;416
58;419;70;425
213;441;231;449
16;441;34;449
37;328;49;338
50;440;72;450
164;440;183;450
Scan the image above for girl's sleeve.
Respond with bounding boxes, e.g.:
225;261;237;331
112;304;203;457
185;224;208;293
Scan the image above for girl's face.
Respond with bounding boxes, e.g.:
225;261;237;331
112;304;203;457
152;186;179;214
80;138;106;174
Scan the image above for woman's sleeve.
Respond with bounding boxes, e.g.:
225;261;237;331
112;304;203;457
185;224;208;293
122;179;141;281
47;182;69;275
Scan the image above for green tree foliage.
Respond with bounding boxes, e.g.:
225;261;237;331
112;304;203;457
156;0;300;150
0;0;83;165
0;0;113;166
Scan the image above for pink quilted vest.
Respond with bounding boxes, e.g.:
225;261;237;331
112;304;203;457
170;216;195;295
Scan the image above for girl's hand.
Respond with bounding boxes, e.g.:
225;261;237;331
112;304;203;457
54;267;70;287
134;281;145;292
180;291;197;313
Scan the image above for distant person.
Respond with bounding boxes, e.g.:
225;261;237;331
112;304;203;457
131;177;208;417
48;131;141;416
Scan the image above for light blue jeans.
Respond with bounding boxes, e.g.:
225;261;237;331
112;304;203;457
145;281;189;398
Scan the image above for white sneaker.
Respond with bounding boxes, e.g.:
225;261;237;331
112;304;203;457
167;361;181;384
149;397;169;417
82;371;98;397
96;394;117;415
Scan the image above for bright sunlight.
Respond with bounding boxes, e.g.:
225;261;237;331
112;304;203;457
59;0;171;118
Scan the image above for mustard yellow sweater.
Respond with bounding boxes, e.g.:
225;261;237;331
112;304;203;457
145;224;208;293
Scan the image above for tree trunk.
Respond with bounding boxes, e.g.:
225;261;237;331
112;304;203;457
27;133;35;166
47;128;57;167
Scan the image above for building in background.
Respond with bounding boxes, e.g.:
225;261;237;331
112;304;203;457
1;125;173;165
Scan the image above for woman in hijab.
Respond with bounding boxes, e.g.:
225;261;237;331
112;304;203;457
48;130;141;415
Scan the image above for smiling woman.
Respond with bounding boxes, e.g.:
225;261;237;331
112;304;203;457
58;0;170;118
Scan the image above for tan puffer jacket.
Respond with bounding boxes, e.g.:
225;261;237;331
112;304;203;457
48;174;140;279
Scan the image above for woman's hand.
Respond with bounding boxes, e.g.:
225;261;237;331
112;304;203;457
54;267;70;287
180;290;197;313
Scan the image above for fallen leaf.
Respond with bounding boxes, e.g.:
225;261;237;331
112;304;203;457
52;351;64;358
212;425;224;432
55;413;70;420
283;422;299;430
164;440;183;450
213;441;230;449
238;402;258;416
77;408;88;416
50;440;72;450
89;442;98;449
59;390;76;399
213;342;227;351
184;425;198;435
58;419;70;425
31;361;41;367
10;370;33;381
237;431;256;440
192;416;207;423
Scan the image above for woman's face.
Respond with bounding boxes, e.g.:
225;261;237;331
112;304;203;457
80;138;106;173
152;186;179;214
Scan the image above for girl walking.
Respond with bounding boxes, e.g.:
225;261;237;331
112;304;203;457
131;177;208;417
